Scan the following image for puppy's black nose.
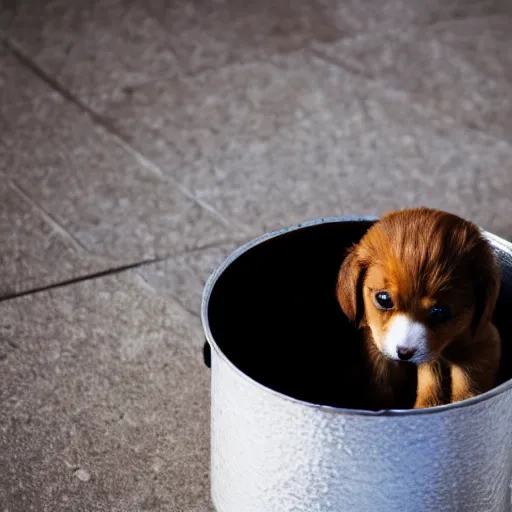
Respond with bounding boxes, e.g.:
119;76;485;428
397;346;416;361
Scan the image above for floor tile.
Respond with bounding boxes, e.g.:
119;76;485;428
3;3;511;240
1;0;181;111
101;51;512;238
3;0;510;107
0;271;213;512
313;17;512;142
0;45;237;263
0;179;106;297
1;0;353;110
137;241;240;317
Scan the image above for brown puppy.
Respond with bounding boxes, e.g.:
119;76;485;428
337;208;501;409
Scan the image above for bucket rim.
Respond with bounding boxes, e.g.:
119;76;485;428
201;215;512;417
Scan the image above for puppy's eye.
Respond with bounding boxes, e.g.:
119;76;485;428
374;292;394;310
428;306;452;326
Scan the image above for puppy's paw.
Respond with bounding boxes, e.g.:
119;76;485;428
450;393;476;405
414;362;443;409
413;396;443;409
450;365;477;404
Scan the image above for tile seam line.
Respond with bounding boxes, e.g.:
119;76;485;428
0;238;243;303
0;257;163;303
134;271;201;319
1;37;240;231
8;179;91;254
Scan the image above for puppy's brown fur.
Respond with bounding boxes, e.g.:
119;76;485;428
337;208;501;409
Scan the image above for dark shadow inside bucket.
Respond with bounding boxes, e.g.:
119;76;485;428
207;220;512;410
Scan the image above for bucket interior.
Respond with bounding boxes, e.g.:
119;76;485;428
206;220;512;410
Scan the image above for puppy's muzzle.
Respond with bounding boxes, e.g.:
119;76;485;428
382;314;430;364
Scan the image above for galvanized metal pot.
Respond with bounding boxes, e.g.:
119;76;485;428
201;216;512;512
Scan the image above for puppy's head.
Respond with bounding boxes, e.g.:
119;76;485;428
337;208;500;365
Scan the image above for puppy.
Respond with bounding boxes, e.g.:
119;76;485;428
336;208;501;409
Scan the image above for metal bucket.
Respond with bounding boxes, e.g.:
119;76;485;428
201;216;512;512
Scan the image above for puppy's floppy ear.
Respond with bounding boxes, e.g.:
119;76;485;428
471;243;501;337
336;247;366;327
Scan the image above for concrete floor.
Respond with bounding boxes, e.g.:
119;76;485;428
0;0;511;510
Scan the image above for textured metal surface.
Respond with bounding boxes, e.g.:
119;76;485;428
203;217;512;512
211;350;512;512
